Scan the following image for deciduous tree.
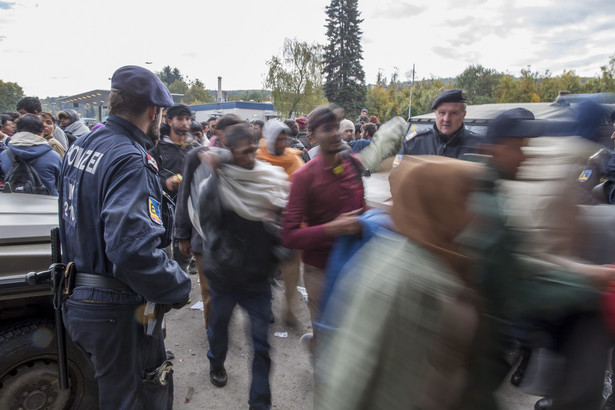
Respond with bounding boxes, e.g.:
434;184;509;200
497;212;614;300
0;80;24;112
182;79;214;104
265;38;326;118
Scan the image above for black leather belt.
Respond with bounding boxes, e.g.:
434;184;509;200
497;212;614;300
75;272;133;292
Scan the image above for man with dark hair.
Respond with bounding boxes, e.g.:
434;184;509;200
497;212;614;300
174;116;242;335
363;122;377;140
354;122;362;140
205;116;218;140
16;96;42;115
58;65;191;410
209;114;244;148
283;118;310;163
1;113;62;194
149;104;201;271
351;123;376;153
190;120;205;144
149;104;200;200
57;109;90;142
250;119;265;141
0;114;15;143
282;104;365;343
39;112;65;158
16;98;68;148
190;123;288;410
400;89;479;158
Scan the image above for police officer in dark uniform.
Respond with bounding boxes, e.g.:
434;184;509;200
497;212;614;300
577;111;615;205
400;89;480;158
58;65;191;410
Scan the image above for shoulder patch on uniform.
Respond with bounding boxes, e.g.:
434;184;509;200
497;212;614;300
405;131;418;141
392;154;403;167
589;149;607;160
146;154;158;172
578;169;592;182
148;197;163;225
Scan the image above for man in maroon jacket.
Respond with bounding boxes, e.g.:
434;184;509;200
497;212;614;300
282;104;365;344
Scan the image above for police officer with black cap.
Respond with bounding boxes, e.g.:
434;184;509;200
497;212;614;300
58;65;191;409
400;89;480;158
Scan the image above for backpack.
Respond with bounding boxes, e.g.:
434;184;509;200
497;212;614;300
2;148;50;195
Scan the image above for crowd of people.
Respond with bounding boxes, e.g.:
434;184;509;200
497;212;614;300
3;66;615;410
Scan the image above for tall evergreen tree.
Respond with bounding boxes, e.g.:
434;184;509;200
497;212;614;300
323;0;366;118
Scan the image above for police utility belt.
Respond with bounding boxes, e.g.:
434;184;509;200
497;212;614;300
74;272;133;292
62;266;165;338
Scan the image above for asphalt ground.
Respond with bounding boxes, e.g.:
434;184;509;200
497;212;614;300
165;272;546;409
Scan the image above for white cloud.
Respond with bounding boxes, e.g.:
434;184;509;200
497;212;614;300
1;0;614;97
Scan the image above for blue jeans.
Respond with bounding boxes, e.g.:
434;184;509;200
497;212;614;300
63;287;172;410
207;286;272;410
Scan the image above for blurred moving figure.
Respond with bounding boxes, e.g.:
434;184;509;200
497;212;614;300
190;124;288;410
458;108;615;410
315;155;482;409
256;119;305;325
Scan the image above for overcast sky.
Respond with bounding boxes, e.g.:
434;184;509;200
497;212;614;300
1;0;614;98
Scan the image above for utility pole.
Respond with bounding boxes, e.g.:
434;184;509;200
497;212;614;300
408;64;415;120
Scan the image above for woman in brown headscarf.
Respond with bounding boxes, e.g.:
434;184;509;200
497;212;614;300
315;155;482;410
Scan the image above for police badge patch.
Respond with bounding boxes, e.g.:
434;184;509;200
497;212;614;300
578;169;592;182
149;197;163;225
146;154;159;172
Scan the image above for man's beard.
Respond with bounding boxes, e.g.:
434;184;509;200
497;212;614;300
171;125;188;136
147;109;162;145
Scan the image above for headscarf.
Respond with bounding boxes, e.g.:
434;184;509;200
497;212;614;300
388;155;482;275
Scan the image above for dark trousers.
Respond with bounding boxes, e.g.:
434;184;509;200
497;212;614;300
548;312;611;410
63;288;172;410
207;286;272;410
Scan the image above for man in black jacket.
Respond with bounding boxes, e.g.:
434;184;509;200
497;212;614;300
399;89;480;158
191;123;287;410
149;104;201;200
149;104;201;269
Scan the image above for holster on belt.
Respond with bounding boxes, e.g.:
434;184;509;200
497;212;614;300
143;301;165;338
63;262;76;297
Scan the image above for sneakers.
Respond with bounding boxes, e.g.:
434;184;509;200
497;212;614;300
210;366;228;387
300;333;314;352
187;258;197;275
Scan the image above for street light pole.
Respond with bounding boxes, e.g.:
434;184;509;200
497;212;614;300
408;64;415;120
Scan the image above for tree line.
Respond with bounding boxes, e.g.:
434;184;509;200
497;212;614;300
263;0;615;122
366;57;615;121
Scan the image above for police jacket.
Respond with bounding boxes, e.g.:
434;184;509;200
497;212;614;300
399;124;480;159
149;136;200;199
577;148;615;205
58;114;191;305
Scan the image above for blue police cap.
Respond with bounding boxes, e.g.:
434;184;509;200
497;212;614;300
486;108;544;143
431;89;467;110
111;65;174;108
